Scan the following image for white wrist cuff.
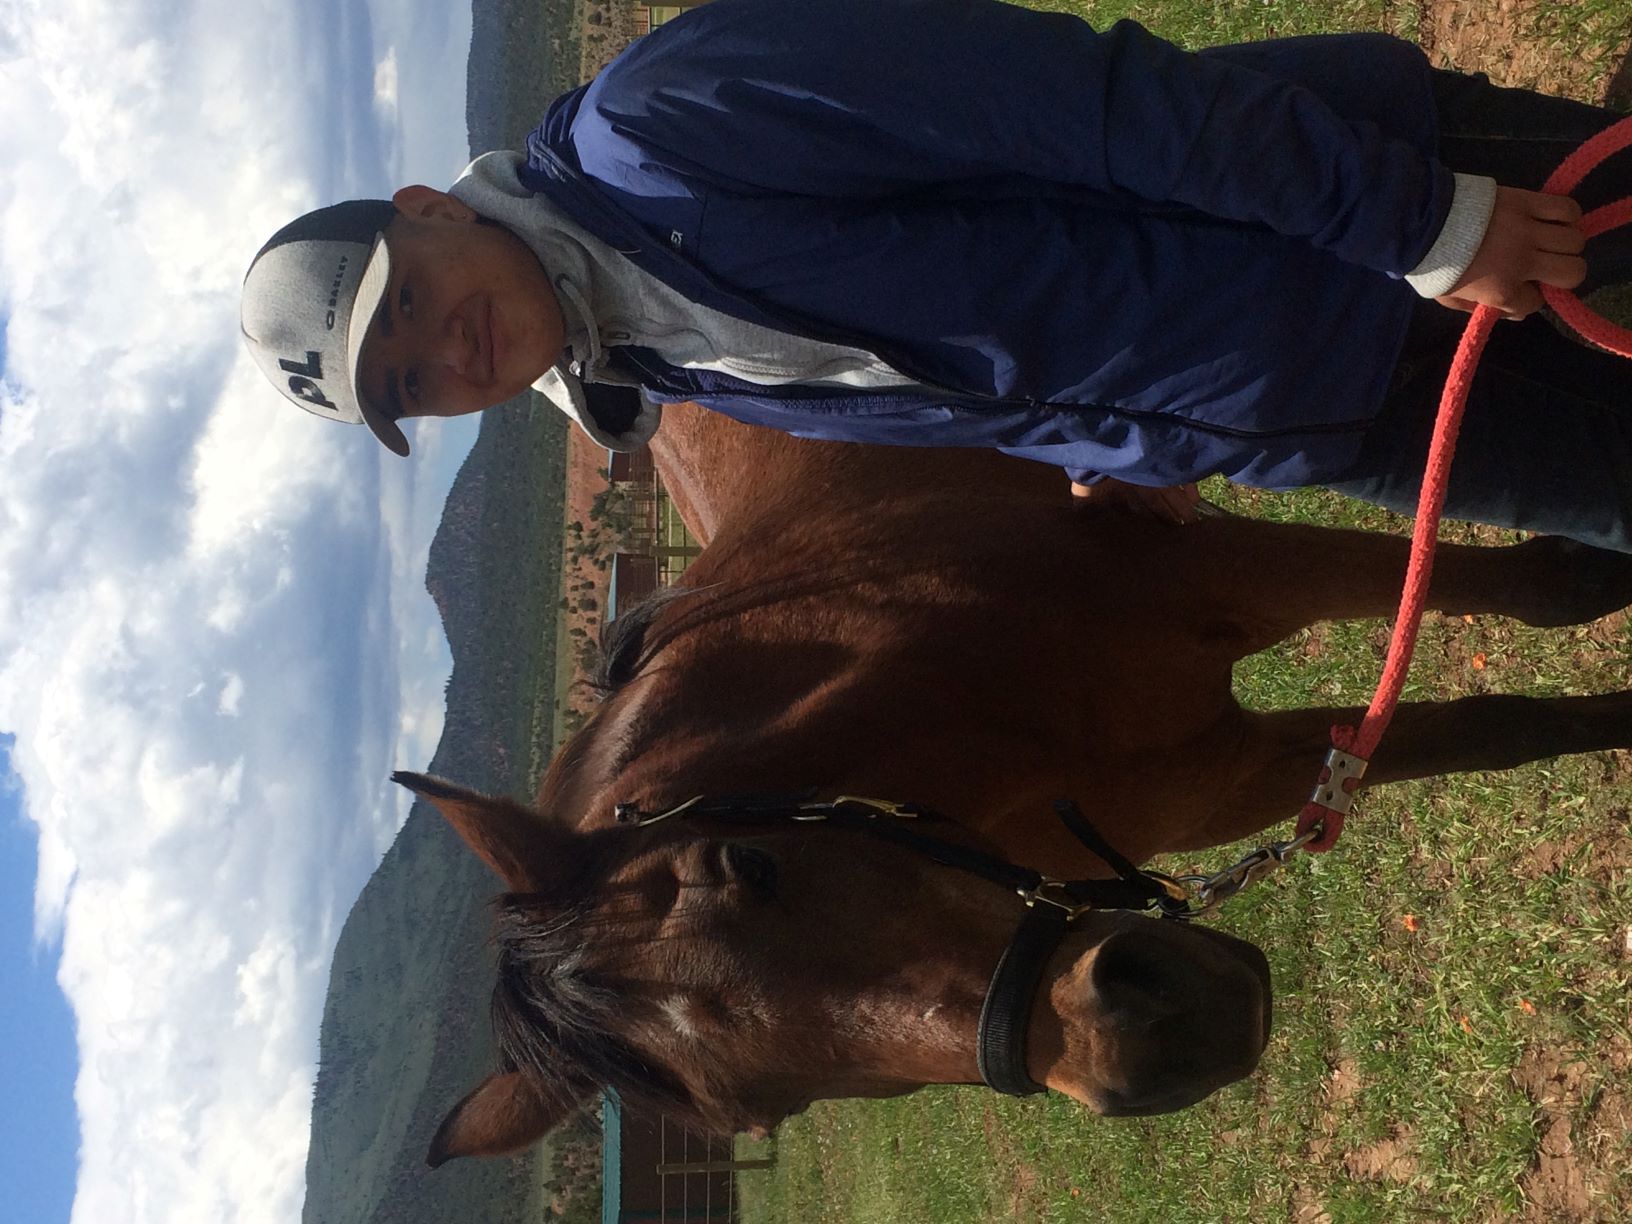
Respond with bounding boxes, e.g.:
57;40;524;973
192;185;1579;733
1405;173;1498;299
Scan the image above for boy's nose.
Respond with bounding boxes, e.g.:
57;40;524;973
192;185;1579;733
430;314;477;377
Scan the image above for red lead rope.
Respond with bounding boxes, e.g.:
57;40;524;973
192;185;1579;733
1295;114;1632;853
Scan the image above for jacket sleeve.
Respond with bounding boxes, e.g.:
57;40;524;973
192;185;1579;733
578;0;1450;276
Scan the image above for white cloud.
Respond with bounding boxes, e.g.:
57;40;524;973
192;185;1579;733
219;674;245;717
0;0;475;1222
375;46;400;117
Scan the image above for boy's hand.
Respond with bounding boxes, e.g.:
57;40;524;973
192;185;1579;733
1438;187;1586;320
1070;478;1201;524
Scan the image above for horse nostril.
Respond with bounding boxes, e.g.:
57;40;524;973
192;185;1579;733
1090;932;1184;1019
1082;926;1270;1114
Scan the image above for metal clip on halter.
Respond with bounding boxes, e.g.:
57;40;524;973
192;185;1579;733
1175;829;1321;917
1146;870;1200;919
822;795;924;819
1019;877;1092;921
615;795;707;825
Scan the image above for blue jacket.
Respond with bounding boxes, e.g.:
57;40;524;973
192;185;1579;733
521;0;1447;489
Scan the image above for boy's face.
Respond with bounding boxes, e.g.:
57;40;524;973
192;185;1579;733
357;185;565;424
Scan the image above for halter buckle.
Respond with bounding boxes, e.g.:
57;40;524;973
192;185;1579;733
615;795;706;826
1019;877;1091;920
825;795;923;819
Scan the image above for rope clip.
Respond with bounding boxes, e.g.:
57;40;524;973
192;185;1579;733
1308;746;1368;817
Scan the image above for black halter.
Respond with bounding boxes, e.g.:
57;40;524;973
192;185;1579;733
613;792;1193;1097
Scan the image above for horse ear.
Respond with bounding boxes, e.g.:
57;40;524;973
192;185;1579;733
427;1071;586;1168
392;771;562;892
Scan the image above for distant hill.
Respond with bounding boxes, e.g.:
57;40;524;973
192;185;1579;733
299;3;629;1218
466;0;584;153
301;398;571;1224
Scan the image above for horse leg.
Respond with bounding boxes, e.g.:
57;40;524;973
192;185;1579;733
1185;693;1632;850
1166;520;1632;655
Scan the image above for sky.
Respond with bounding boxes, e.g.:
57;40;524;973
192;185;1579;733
0;1;483;1221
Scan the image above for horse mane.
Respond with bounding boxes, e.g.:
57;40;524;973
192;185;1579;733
550;564;878;808
534;585;708;816
589;583;707;694
589;540;940;701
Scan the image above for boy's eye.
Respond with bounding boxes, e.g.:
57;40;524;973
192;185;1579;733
398;284;413;319
405;369;421;401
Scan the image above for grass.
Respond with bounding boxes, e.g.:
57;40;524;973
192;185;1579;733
732;2;1632;1213
1532;0;1632;73
1040;0;1417;45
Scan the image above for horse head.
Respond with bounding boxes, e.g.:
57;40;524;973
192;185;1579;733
396;771;1272;1166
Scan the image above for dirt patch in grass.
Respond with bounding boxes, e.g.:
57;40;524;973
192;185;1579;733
1511;1048;1630;1219
979;1103;1048;1221
1324;1058;1364;1109
1583;1036;1632;1203
1525;1112;1594;1220
1299;622;1331;662
1342;1123;1421;1185
1419;0;1620;100
1302;1053;1362;1151
1290;1184;1333;1224
1008;1162;1040;1219
1513;825;1632;884
1598;746;1632;786
1586;1085;1632;1162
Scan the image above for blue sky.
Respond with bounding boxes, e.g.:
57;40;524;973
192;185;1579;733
0;1;480;1220
0;736;77;1224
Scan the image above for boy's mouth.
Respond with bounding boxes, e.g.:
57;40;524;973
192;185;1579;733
484;298;499;384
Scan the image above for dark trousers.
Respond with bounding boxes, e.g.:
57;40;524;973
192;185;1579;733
1324;71;1632;551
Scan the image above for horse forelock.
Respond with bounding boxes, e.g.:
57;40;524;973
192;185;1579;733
489;889;704;1123
487;841;768;1136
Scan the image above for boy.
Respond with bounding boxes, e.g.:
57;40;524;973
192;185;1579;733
242;0;1632;546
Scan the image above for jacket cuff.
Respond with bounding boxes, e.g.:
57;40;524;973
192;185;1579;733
1404;173;1497;298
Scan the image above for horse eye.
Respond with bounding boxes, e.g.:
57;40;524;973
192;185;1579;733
722;844;779;897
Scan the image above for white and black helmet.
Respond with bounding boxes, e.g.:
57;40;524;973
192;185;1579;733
240;199;410;455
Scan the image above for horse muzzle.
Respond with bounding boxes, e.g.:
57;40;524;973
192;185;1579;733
1073;921;1272;1116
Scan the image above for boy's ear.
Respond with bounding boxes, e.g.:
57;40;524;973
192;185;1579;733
391;184;474;224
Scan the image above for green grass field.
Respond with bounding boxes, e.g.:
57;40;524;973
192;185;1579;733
735;3;1632;1220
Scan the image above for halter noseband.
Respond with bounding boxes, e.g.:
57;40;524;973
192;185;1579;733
614;793;1190;1097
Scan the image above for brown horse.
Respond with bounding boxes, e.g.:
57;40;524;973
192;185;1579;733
400;770;1274;1161
417;405;1632;1162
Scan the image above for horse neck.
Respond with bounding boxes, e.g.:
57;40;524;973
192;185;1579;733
645;401;1061;545
645;403;818;544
